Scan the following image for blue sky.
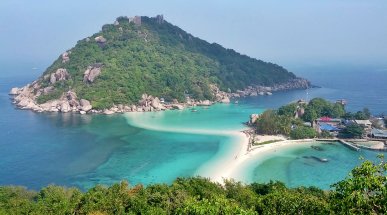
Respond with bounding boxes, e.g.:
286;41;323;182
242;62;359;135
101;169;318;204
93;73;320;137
1;0;386;72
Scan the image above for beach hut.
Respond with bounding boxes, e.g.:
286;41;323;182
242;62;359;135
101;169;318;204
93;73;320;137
371;128;387;139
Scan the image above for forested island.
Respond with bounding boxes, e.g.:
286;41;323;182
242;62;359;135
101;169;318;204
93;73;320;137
0;157;385;214
10;15;310;114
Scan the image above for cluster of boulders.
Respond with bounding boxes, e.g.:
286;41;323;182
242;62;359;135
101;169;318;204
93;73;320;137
10;85;93;114
83;64;102;83
49;68;70;84
9;77;311;115
229;78;311;98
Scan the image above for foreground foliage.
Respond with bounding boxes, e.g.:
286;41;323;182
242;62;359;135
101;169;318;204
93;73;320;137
0;157;386;214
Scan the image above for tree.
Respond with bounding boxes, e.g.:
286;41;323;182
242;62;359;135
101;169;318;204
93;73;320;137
331;103;345;118
277;103;297;117
330;155;387;214
255;110;279;135
354;111;368;120
340;124;364;138
363;108;371;118
290;126;317;139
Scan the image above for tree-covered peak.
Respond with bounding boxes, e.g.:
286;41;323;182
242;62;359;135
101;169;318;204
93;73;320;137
26;15;306;110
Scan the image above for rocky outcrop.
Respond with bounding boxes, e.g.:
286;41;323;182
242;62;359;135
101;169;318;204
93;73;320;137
9;87;19;95
95;36;107;43
83;64;102;83
62;52;70;63
80;99;92;112
60;101;71;113
10;78;311;115
197;100;212;106
231;78;311;98
50;68;70;84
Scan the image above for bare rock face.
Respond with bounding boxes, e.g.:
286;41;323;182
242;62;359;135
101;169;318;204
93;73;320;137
80;99;92;112
103;109;114;115
66;91;79;107
198;100;212;106
60;101;71;113
43;86;54;95
220;96;230;103
172;104;184;110
143;106;151;112
50;68;70;84
84;64;102;83
151;97;161;108
9;87;20;95
95;36;107;43
62;52;70;63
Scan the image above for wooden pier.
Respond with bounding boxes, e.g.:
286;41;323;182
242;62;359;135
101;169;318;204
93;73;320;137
338;140;360;151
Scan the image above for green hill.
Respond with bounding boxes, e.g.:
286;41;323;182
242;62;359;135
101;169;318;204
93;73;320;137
34;15;304;109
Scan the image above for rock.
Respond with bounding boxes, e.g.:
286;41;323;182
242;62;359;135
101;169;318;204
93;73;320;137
66;91;79;107
62;52;70;63
143;106;151;112
43;86;54;95
80;99;92;112
103;109;114;115
83;64;102;83
124;106;131;112
95;36;107;43
131;105;137;111
172;104;184;110
250;114;262;124
266;92;272;96
50;68;70;84
198;100;211;106
49;107;59;112
250;92;258;96
136;107;143;112
80;111;86;115
114;20;119;26
220;97;230;103
9;87;19;95
60;101;71;113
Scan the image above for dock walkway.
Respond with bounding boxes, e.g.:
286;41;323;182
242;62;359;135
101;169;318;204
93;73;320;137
338;140;360;151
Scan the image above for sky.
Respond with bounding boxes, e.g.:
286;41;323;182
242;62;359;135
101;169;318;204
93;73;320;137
0;0;386;75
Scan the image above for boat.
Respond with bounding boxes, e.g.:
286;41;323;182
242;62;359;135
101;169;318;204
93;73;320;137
302;156;328;162
311;145;324;151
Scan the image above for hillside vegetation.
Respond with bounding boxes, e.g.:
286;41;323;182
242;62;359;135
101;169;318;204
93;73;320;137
0;157;386;214
36;16;298;109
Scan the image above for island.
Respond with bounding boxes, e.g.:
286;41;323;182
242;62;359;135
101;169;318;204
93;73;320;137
9;15;310;114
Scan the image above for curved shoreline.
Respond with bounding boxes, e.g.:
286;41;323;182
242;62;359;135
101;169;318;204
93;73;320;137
123;111;314;184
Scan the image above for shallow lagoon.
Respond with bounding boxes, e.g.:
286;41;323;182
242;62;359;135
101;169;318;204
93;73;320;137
1;73;386;190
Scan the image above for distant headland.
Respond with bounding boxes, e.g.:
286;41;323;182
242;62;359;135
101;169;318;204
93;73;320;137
10;15;311;114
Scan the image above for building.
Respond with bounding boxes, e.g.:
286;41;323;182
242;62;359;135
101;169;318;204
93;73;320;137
371;128;387;139
354;120;372;130
316;117;342;126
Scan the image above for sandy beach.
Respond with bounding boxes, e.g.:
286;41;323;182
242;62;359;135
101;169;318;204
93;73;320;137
204;132;313;184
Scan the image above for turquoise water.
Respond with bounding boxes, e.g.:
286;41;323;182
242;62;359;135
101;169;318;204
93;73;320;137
1;69;386;190
233;141;385;190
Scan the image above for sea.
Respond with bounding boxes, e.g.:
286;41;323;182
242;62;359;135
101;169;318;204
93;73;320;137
0;64;386;190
